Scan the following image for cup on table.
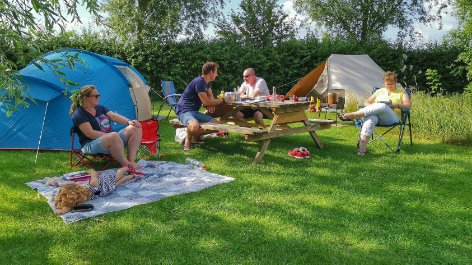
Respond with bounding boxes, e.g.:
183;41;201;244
234;92;241;102
289;95;295;101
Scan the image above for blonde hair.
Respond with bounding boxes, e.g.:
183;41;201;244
383;71;397;83
53;183;90;210
69;85;97;116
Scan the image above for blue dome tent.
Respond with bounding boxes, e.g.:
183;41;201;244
0;49;152;151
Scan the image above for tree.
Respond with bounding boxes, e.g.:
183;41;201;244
101;0;225;43
293;0;451;44
215;0;299;49
450;0;472;92
0;0;101;116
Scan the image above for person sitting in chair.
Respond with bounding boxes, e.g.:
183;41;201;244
338;71;411;156
234;68;270;126
70;85;143;169
175;62;232;152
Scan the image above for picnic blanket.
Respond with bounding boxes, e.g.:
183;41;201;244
26;160;235;223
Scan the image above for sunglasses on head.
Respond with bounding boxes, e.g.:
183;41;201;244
88;94;100;98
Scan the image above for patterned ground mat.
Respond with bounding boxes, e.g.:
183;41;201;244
26;160;235;223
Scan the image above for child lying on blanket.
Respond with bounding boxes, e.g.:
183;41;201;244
53;166;143;215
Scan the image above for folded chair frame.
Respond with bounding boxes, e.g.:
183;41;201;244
137;119;161;160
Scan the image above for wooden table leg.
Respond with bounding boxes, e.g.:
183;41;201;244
254;139;271;164
220;106;243;121
253;115;280;163
309;131;324;149
303;120;325;149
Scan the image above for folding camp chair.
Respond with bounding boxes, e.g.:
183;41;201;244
157;80;182;120
137;118;161;160
356;87;412;154
70;127;119;171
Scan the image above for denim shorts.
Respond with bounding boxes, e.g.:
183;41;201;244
81;128;128;154
177;111;215;126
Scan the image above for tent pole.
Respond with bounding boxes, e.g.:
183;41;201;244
35;101;49;163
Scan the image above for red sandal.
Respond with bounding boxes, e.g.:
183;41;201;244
122;163;145;176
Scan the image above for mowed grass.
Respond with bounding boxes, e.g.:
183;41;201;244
0;103;471;264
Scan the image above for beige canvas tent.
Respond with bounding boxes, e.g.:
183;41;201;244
285;54;388;104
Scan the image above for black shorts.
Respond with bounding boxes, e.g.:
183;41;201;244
240;107;271;119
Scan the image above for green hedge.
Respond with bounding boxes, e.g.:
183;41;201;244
28;31;469;99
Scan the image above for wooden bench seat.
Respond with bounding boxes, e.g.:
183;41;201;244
169;119;267;135
307;118;337;125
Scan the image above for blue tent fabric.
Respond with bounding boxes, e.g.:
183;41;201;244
0;49;150;150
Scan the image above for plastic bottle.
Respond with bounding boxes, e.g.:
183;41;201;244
272;86;277;102
185;157;206;169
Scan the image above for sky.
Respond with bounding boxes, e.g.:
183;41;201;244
70;0;458;42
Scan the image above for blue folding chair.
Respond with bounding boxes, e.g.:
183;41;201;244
157;81;182;120
357;87;412;154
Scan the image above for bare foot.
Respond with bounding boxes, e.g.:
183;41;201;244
344;113;355;120
128;162;142;169
55;209;68;215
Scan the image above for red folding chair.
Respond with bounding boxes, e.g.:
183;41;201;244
69;126;119;171
137;119;161;160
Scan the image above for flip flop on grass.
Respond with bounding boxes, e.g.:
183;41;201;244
182;143;191;152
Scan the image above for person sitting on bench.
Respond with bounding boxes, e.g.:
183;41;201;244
175;62;231;151
234;68;270;126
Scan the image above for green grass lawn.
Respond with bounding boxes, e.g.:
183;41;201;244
1;107;471;264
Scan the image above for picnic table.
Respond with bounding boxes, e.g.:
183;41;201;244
170;99;335;163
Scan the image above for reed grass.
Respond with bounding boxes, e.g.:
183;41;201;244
344;90;370;113
412;92;472;145
343;89;472;146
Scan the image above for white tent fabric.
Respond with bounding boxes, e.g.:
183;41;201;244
314;54;386;100
286;54;399;104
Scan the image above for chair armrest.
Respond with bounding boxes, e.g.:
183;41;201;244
164;94;182;99
400;109;410;124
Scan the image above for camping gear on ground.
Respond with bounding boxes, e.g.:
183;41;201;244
27;160;235;223
0;49;152;151
137;118;162;160
284;54;390;107
157;80;182;121
356;87;412;154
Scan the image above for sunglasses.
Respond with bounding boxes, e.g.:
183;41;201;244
243;74;254;78
88;94;100;98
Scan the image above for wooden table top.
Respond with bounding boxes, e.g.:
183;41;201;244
224;100;311;113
